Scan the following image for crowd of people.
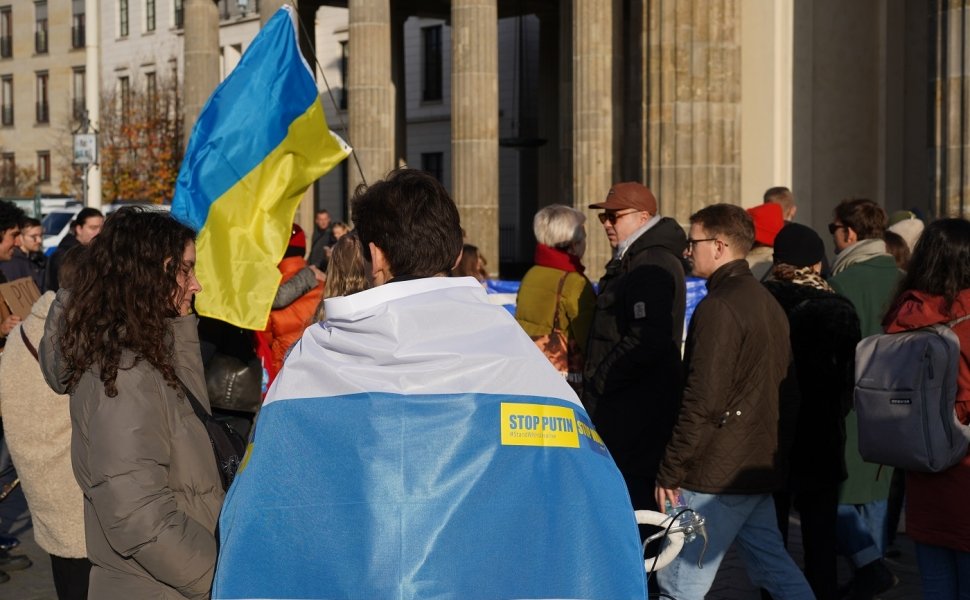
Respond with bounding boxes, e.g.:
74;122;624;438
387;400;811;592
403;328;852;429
0;173;965;599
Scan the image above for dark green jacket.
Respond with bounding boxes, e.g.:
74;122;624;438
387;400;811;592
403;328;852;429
829;253;902;504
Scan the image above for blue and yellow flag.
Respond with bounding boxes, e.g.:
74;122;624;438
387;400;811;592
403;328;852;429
172;5;350;330
213;277;648;599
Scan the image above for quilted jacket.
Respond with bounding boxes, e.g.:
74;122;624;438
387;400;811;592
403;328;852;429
657;259;797;494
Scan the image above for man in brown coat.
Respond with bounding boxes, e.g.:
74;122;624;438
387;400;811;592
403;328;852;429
654;204;811;600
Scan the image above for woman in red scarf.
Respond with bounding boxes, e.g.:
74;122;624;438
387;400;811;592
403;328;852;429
882;218;970;600
515;204;595;397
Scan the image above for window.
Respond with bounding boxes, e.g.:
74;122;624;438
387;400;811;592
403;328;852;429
421;25;443;102
339;41;348;110
72;68;85;120
145;71;156;105
118;75;130;117
0;7;11;58
35;1;47;54
36;151;49;183
1;153;13;186
35;71;48;123
1;75;11;126
421;152;444;183
145;0;155;32
173;0;183;29
118;0;128;37
72;0;85;48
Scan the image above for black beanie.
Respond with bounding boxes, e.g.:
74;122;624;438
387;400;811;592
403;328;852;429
773;222;825;268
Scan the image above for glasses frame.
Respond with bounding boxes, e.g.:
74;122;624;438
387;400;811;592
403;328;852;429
597;209;639;225
828;223;850;235
685;237;725;252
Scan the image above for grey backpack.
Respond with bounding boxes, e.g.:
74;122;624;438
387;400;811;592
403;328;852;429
854;315;970;472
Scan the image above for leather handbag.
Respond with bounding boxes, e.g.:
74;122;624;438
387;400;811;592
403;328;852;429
178;379;247;491
530;272;584;396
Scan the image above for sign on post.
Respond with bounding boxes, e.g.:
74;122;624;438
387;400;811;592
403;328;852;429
73;133;97;165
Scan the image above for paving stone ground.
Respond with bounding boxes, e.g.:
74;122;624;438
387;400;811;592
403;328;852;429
1;478;922;599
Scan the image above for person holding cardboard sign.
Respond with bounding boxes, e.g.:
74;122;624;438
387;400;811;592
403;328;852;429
0;200;26;348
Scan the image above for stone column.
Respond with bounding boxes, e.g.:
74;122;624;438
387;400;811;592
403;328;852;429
347;0;395;203
183;0;220;146
930;2;970;218
573;0;614;280
451;0;499;275
645;0;742;223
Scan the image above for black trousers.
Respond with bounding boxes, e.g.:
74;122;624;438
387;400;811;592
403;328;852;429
773;487;840;600
50;555;92;600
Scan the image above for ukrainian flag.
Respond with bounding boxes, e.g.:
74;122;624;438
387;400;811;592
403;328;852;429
172;5;350;330
213;277;648;599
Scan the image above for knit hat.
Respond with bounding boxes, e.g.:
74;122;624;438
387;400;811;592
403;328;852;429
887;216;924;252
588;182;658;215
773;223;825;267
288;223;306;250
746;203;785;247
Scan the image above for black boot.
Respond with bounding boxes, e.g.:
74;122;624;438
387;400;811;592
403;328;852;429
847;559;897;600
0;551;31;572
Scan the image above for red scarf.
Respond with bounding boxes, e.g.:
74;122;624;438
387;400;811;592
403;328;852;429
534;244;585;274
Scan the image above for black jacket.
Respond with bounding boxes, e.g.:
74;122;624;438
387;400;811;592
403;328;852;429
658;259;796;494
0;247;46;291
763;279;861;491
45;234;79;292
583;216;687;507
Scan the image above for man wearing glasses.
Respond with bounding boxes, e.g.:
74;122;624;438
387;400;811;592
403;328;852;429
0;217;46;292
654;203;812;600
583;182;687;533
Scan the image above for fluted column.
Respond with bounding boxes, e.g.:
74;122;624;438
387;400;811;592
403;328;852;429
645;0;742;223
183;0;220;146
931;2;970;218
348;0;395;201
573;0;614;281
451;0;498;276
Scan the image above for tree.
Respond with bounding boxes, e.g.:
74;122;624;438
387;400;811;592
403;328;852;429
98;72;183;204
0;159;38;198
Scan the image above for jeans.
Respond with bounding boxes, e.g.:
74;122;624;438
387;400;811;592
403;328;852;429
915;542;970;600
837;500;887;567
656;490;814;600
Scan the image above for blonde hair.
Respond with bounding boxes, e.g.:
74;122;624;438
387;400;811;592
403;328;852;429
313;232;371;322
533;204;586;248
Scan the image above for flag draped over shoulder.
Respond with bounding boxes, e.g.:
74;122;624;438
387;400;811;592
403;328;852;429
171;5;350;330
213;277;647;600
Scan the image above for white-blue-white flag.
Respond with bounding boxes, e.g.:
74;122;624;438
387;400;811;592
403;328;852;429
213;277;646;599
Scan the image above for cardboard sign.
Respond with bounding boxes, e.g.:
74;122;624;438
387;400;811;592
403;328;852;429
0;277;41;319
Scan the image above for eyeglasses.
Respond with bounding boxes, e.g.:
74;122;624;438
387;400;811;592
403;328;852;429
598;210;639;224
828;223;848;235
686;237;724;250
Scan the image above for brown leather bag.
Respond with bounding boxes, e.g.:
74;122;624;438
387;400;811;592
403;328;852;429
530;272;584;396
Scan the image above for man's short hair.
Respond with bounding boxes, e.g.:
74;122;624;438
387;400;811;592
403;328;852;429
316;208;329;216
763;186;794;214
21;216;41;229
0;200;25;234
833;198;886;240
689;203;755;255
351;168;463;277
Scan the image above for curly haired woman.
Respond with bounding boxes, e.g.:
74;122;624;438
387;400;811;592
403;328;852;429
39;208;224;599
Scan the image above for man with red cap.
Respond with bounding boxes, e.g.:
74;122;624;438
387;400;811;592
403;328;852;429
583;182;688;533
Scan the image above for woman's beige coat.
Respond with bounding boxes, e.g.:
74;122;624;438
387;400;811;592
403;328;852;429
40;291;225;599
0;291;86;559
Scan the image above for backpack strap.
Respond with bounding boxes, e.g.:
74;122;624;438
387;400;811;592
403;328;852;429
19;326;38;362
946;314;970;329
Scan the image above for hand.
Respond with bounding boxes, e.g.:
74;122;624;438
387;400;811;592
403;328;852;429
654;483;681;512
308;265;326;285
0;315;21;337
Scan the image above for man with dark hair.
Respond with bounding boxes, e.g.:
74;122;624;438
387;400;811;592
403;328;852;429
583;181;686;529
828;197;901;598
45;207;103;292
0;217;45;291
764;186;797;221
0;200;26;343
655;203;811;600
0;199;32;582
211;169;647;599
308;208;334;269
